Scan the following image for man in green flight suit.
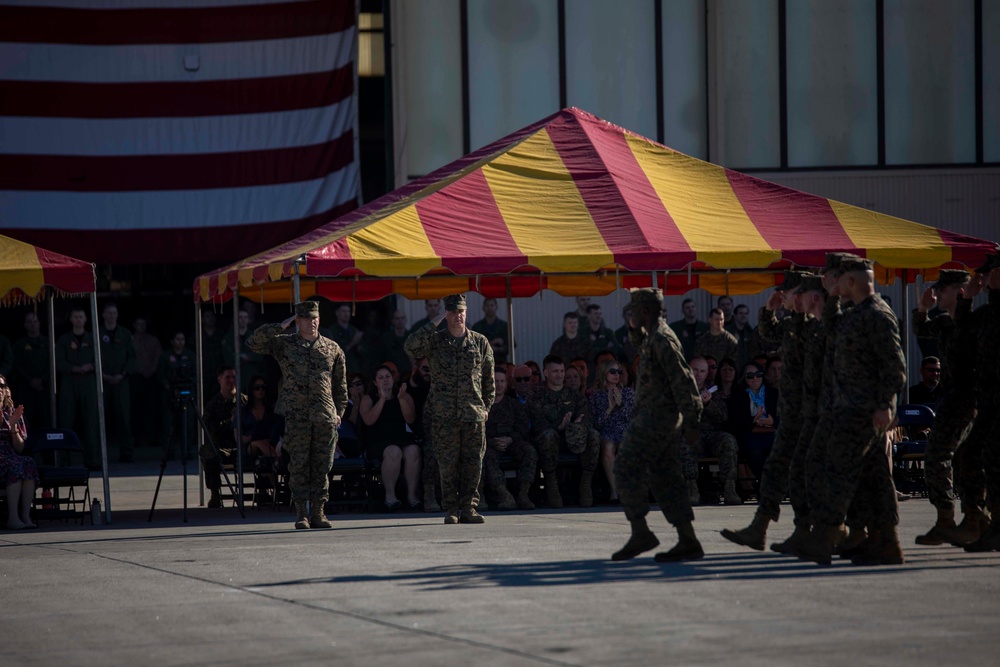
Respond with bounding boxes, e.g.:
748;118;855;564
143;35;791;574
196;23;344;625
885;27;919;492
56;307;101;469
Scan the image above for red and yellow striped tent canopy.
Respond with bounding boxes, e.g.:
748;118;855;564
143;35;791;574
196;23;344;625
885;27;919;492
196;108;997;303
0;233;96;303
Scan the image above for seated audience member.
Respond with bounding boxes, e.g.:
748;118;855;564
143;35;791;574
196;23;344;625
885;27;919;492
360;365;420;511
511;364;535;403
405;358;439;512
909;356;942;407
729;362;780;480
237;375;277;459
703;355;718;389
564;364;585;394
483;369;537;510
527;355;600;508
694;308;739;366
1;376;39;529
589;358;634;503
202;365;243;508
715;358;738;400
765;355;783;389
338;373;367;458
680;358;741;505
550;312;592;374
525;360;543;385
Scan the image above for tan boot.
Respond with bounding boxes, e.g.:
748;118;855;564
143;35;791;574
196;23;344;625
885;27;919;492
460;507;486;524
851;524;904;565
294;501;311;530
654;521;704;562
965;503;1000;552
794;524;845;565
545;474;563;508
836;525;869;556
310;500;332;529
515;482;535;510
720;512;770;551
937;510;989;547
612;517;660;561
771;525;811;554
915;506;955;545
496;486;517;511
579;473;594;508
687;480;701;506
423;483;441;513
723;480;743;505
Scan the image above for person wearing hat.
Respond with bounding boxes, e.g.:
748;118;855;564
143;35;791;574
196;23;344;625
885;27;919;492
247;300;348;529
405;293;495;524
793;256;906;565
911;268;988;547
956;262;1000;552
611;287;705;563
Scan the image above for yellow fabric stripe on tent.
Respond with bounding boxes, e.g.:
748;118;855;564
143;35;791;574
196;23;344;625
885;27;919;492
484;128;613;272
0;238;45;299
625;136;780;269
347;205;442;277
829;200;952;269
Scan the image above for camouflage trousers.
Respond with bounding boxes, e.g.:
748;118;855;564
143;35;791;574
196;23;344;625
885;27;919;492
956;402;997;512
679;430;738;482
807;408;898;528
924;401;977;512
431;420;486;513
534;428;600;473
756;417;803;523
614;416;694;526
788;411;817;529
482;439;538;493
283;418;337;504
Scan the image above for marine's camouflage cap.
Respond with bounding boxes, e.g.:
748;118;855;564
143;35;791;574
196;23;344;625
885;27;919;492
839;256;874;273
629;287;663;308
564;422;589;455
443;294;467;312
974;253;1000;274
794;275;825;294
295;301;319;318
822;252;858;274
931;269;970;289
775;270;809;292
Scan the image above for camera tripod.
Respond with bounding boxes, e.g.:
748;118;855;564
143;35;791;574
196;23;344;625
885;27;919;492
148;393;245;522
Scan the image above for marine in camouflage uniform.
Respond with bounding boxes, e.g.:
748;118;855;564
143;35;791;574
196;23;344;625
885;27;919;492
247;301;347;529
798;257;907;565
611;288;705;562
405;294;495;524
483;374;537;510
527;362;600;508
912;269;981;546
692;325;739;368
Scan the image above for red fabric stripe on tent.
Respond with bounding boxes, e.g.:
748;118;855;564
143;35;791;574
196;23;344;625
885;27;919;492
35;248;95;294
6;200;356;265
3;133;353;192
0;67;353;119
415;169;528;274
935;228;997;269
0;1;354;45
725;170;859;267
552;115;697;271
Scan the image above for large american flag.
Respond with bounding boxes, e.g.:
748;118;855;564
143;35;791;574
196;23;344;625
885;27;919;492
0;0;360;264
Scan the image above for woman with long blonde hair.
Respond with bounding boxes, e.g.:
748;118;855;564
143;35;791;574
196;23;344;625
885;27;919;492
0;374;39;529
589;358;634;503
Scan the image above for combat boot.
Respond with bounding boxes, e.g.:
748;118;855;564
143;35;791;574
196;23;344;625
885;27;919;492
444;509;460;524
720;512;770;551
515;482;535;510
423;483;441;513
611;517;660;561
460;507;486;524
579;473;594;508
722;480;743;505
687;480;701;506
771;525;811;554
836;525;868;555
841;527;881;560
310;501;332;529
793;523;845;565
938;510;989;547
496;486;518;511
851;524;904;565
294;501;311;530
207;489;223;508
915;506;955;545
654;521;704;562
965;503;1000;552
545;474;563;508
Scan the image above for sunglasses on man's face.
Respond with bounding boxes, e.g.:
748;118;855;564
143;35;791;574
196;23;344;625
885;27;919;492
745;371;765;380
514;376;532;383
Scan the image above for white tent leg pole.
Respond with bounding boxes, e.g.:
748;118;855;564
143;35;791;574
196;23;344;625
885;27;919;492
506;279;515;365
195;303;205;507
47;294;57;426
233;287;244;509
89;292;111;524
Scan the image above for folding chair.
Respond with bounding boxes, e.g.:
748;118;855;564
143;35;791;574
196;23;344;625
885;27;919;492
25;428;91;524
893;404;935;497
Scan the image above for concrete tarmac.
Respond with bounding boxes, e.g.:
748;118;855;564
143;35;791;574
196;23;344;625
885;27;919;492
2;468;998;666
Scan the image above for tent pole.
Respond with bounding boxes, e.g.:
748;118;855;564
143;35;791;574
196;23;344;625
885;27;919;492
89;292;111;524
506;278;515;365
292;256;303;303
195;303;205;507
233;287;244;511
901;269;910;405
47;293;57;426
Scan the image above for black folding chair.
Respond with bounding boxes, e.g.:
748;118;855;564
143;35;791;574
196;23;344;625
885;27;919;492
893;404;935;497
25;428;91;524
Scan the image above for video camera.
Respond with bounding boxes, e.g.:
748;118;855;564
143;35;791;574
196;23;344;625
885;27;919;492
169;356;196;405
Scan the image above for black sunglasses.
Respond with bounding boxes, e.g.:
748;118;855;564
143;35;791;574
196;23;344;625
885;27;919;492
252;384;267;390
514;376;532;383
745;371;765;380
607;368;622;375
